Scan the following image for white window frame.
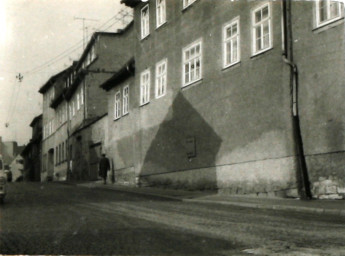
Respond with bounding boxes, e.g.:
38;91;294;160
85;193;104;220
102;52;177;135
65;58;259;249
155;58;167;98
252;2;272;56
123;85;129;115
114;91;121;120
223;17;240;68
182;39;202;87
72;101;75;116
77;94;80;110
80;87;84;105
140;69;151;106
156;0;166;28
183;0;196;9
141;5;150;39
315;0;343;28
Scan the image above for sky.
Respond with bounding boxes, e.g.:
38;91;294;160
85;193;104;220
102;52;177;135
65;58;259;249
0;0;130;145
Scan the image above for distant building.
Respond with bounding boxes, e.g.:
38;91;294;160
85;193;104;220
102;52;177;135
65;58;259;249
21;114;42;181
39;69;70;181
64;24;134;181
0;136;23;171
38;21;134;182
9;154;24;182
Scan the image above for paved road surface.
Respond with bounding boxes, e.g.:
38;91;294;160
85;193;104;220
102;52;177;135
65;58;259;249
1;182;344;255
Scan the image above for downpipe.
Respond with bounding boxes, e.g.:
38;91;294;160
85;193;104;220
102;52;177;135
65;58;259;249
282;0;312;199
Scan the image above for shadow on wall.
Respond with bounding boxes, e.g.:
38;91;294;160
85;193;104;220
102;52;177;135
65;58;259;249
139;92;222;191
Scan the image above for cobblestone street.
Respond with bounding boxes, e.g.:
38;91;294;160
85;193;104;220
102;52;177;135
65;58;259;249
1;182;344;255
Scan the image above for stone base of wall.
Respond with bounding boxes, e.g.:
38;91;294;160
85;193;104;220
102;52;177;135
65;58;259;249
115;167;136;186
306;152;345;200
139;156;298;197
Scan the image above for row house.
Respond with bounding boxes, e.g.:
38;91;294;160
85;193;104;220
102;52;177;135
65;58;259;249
39;22;135;182
106;0;345;199
21;114;42;181
39;68;70;181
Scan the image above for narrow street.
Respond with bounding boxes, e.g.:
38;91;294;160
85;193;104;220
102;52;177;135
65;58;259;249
1;183;344;255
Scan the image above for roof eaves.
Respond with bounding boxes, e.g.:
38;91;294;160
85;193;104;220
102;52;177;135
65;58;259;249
100;58;135;91
121;0;141;7
29;114;43;127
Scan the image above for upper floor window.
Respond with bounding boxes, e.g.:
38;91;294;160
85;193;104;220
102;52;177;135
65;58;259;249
72;101;75;116
183;0;196;9
140;69;151;105
141;5;150;39
316;0;343;27
182;39;202;87
80;87;84;105
77;94;80;110
156;0;166;28
223;17;240;68
155;58;167;98
252;2;272;55
69;105;72;120
123;86;129;115
114;91;121;120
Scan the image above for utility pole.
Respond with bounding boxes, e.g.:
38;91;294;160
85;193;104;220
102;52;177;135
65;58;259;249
74;17;99;49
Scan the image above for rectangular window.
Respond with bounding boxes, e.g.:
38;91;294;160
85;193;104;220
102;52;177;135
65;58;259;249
316;0;343;27
81;87;84;105
141;5;150;39
182;39;202;87
62;142;65;162
223;17;240;68
140;69;151;105
77;94;80;110
65;140;68;160
114;91;121;120
56;146;58;165
183;0;196;9
58;144;61;163
155;58;167;98
72;101;75;116
123;85;129;115
156;0;166;28
252;3;272;55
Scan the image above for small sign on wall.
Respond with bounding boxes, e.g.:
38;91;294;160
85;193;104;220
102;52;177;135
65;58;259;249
186;136;196;159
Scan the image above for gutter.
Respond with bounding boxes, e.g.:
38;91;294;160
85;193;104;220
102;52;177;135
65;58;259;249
282;0;312;199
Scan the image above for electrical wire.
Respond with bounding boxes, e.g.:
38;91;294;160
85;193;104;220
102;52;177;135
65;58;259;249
23;8;133;76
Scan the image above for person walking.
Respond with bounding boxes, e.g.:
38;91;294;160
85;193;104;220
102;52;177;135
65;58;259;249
99;154;110;185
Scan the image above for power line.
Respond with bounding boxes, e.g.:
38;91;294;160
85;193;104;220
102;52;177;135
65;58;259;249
23;7;133;77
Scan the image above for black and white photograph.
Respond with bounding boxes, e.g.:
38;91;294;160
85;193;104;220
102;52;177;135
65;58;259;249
0;0;344;255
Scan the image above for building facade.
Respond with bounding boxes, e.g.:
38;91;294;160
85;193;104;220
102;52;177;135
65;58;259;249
21;114;42;181
39;69;69;181
114;0;345;198
66;26;134;181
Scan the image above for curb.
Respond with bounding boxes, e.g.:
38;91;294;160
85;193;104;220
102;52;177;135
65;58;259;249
76;183;182;201
70;182;345;217
183;198;345;217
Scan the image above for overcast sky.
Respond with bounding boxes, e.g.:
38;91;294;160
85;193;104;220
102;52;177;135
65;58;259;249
0;0;129;145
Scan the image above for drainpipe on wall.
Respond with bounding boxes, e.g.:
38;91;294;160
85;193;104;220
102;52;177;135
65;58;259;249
282;0;312;200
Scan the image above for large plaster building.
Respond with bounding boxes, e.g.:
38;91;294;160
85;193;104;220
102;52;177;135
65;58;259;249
105;0;345;199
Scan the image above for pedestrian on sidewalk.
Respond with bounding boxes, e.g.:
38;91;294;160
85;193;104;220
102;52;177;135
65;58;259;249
99;154;110;185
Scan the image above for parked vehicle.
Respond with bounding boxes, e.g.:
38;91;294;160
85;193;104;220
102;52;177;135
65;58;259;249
0;156;7;203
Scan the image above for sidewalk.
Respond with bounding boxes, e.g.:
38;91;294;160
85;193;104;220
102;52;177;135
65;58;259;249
74;180;345;217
